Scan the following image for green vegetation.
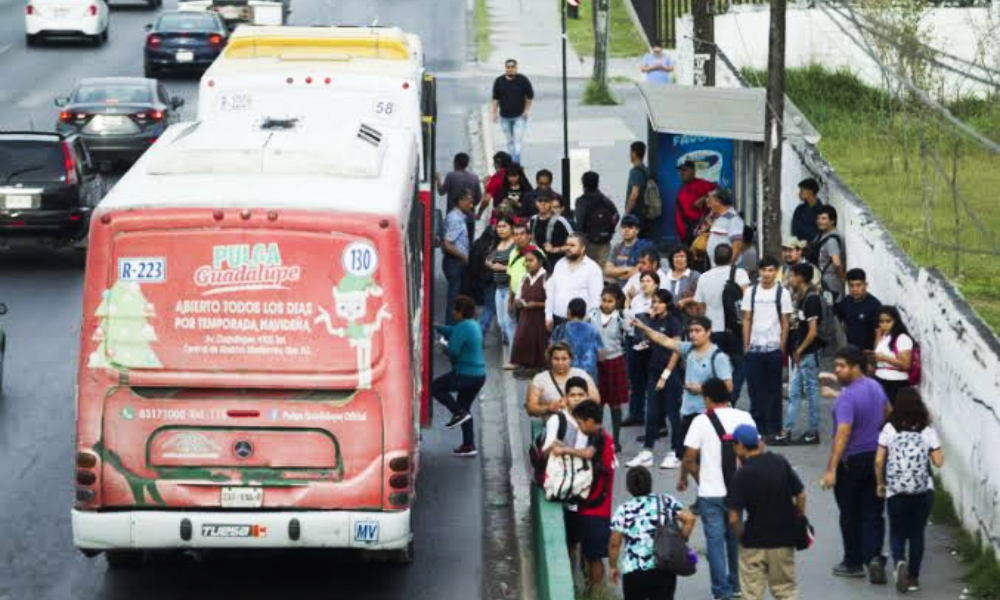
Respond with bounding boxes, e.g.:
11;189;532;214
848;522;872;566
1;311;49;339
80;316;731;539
746;65;1000;332
929;476;1000;599
475;0;492;62
583;80;619;105
564;0;649;59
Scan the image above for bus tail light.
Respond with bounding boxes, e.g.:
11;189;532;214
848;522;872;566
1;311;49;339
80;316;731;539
388;492;409;507
389;474;409;489
76;469;97;485
87;4;97;15
76;451;98;468
26;4;34;14
388;456;409;472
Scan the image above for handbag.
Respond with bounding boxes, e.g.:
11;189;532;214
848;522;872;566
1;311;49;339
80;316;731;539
653;495;697;576
793;513;815;551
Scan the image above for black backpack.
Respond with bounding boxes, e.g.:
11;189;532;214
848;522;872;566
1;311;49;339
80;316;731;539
529;412;568;486
805;232;842;270
585;194;619;245
721;264;744;349
748;283;783;324
706;410;739;489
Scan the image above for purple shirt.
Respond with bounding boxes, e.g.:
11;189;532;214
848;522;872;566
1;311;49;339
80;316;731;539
832;376;888;457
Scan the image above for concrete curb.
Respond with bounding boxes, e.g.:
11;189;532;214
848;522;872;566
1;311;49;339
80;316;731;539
502;371;538;600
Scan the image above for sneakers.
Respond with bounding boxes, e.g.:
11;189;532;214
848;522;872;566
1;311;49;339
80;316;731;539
659;454;682;469
907;580;920;592
868;557;888;585
895;561;909;593
800;431;821;445
770;430;793;446
626;450;654;468
445;412;471;429
831;562;866;578
451;444;478;457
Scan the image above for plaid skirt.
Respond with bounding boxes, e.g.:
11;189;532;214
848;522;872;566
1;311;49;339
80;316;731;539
597;355;628;407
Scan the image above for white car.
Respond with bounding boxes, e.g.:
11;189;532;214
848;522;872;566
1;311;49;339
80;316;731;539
25;0;110;46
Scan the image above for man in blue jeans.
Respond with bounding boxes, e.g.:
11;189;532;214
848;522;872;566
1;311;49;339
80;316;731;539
432;295;486;457
442;191;474;324
681;378;756;600
740;256;792;438
774;263;824;446
491;59;534;164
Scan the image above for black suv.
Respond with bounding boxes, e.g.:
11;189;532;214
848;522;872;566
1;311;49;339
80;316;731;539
0;132;104;247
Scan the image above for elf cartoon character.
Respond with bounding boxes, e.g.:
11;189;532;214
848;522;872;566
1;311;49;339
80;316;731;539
314;273;391;389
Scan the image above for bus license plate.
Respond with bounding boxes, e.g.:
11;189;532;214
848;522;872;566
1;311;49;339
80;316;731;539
221;486;263;508
354;520;379;543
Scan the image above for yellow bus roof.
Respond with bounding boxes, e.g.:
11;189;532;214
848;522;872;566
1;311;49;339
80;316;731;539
224;26;420;62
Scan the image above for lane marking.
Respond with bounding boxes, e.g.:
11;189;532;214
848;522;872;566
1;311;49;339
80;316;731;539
0;44;12;57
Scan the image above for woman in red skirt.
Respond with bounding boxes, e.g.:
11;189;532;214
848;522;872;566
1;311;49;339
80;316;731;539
588;283;629;452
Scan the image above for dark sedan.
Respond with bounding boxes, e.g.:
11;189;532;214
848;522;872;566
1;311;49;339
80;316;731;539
54;77;184;169
144;11;228;78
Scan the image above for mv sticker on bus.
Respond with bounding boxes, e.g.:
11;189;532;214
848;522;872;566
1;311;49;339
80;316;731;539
88;233;391;388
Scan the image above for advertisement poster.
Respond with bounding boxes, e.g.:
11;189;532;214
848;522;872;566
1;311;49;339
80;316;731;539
653;133;735;244
88;231;392;388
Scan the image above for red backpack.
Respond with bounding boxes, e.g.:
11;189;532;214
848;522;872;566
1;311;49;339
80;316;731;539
893;337;922;386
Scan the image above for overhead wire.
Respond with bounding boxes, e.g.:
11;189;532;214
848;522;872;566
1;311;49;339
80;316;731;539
816;0;1000;154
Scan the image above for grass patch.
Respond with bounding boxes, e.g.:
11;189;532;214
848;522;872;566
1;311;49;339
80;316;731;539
745;64;1000;333
583;80;619;105
474;0;491;62
564;0;649;59
927;476;1000;599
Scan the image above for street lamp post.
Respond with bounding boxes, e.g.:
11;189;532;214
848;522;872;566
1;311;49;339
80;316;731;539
561;0;571;203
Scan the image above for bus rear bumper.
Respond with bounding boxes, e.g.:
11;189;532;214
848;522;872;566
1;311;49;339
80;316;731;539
72;508;411;551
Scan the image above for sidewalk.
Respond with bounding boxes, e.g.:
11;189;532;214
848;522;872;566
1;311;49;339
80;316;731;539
475;78;968;598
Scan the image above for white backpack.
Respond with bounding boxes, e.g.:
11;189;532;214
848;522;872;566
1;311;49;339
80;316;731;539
887;431;932;495
543;454;594;503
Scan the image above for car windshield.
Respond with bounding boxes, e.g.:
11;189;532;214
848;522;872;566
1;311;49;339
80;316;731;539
73;84;153;105
0;142;65;183
157;13;218;31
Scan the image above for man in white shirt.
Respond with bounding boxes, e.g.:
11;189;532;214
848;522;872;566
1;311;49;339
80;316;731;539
622;247;669;299
545;234;604;330
741;256;793;439
680;378;756;600
694;243;750;402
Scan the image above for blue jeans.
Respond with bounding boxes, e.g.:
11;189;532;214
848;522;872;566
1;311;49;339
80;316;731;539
834;451;886;568
626;343;649;423
785;352;820;434
479;281;496;334
493;285;514;343
745;350;783;435
431;371;486;447
700;496;740;599
888;491;934;579
499;115;527;163
443;256;466;325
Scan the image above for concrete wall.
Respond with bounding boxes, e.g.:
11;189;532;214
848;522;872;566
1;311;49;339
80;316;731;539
675;4;999;97
529;422;576;600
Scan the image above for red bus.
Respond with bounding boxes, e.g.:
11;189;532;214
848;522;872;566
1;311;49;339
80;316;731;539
72;115;430;567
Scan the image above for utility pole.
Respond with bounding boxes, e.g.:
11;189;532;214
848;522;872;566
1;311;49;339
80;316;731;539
762;0;786;260
692;0;715;86
561;0;571;203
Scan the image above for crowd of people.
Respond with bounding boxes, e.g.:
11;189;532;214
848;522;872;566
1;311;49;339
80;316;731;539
428;58;944;600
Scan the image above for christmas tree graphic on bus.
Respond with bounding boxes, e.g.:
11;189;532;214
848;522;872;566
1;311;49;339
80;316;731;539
88;281;161;370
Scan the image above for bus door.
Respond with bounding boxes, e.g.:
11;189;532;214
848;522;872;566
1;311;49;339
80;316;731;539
419;72;436;428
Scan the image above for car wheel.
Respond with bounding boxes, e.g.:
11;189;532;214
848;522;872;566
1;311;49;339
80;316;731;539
101;26;109;43
144;64;156;79
0;332;5;397
25;33;37;46
105;550;144;570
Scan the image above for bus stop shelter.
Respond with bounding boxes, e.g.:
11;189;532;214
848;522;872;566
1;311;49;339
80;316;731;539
637;83;820;247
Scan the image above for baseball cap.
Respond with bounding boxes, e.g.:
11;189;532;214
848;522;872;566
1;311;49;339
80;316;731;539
621;214;640;228
677;160;696;170
782;236;806;249
733;424;760;449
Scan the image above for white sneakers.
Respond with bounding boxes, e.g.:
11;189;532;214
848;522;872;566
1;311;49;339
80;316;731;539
659;454;682;469
626;450;654;467
625;450;681;469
